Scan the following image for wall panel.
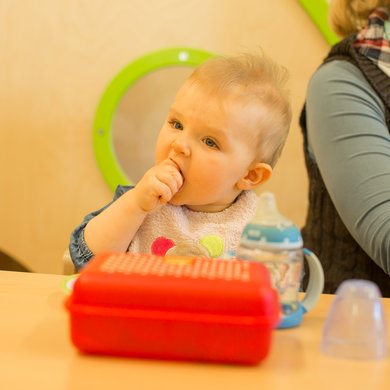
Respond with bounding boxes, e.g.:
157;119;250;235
0;0;329;273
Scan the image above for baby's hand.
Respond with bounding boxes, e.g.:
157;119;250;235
131;159;183;212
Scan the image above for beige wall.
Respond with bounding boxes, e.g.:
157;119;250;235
0;0;329;273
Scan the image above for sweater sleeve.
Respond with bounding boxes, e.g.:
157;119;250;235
69;185;133;271
306;60;390;274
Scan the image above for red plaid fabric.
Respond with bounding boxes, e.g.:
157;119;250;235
354;7;390;73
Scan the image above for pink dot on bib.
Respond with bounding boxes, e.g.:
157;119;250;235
151;236;175;256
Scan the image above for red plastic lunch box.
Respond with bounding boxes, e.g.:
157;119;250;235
65;253;280;364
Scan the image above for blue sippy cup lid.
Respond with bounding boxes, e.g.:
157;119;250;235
240;192;303;250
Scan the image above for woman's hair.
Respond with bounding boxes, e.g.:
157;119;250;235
329;0;390;37
188;51;292;167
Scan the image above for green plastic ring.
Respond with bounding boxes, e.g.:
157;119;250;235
93;47;215;191
298;0;339;46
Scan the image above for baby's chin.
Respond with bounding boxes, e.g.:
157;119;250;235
168;197;229;212
168;192;186;206
168;193;199;209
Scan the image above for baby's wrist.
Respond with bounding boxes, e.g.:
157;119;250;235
122;189;150;215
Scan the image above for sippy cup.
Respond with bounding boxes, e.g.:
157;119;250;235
237;192;324;329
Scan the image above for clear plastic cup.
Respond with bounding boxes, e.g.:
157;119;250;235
321;279;388;360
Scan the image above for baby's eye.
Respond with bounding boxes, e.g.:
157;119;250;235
203;137;218;149
169;120;183;131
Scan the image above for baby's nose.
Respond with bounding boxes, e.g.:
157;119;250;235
171;136;190;156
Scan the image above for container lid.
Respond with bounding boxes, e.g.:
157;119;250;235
240;192;303;250
67;253;280;324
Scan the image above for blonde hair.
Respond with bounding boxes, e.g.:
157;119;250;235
329;0;390;37
188;52;291;168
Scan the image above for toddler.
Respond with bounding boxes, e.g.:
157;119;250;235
70;51;292;270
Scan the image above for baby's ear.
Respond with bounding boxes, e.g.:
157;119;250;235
237;163;272;190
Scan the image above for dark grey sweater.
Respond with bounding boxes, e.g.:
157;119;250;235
300;35;390;296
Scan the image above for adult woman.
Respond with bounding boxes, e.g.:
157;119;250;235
300;0;390;296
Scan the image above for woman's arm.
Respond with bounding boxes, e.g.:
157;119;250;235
306;60;390;274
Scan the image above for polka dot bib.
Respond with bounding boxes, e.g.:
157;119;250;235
128;190;258;259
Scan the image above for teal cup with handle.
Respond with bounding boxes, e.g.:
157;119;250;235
237;192;324;329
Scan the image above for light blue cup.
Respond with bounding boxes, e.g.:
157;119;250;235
238;222;324;329
321;279;388;359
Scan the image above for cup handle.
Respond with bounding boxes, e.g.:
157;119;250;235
301;248;324;312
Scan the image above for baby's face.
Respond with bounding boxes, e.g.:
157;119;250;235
154;80;263;212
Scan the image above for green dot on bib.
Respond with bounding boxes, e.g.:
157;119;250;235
199;235;224;258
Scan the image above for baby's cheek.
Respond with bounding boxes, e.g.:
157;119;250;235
154;133;172;163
